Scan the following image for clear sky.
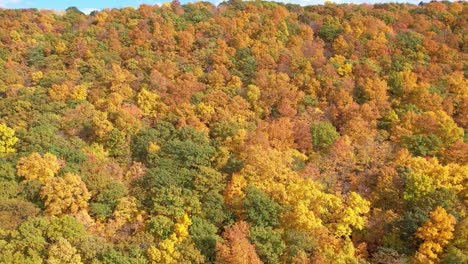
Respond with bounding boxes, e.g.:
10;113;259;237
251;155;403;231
0;0;427;13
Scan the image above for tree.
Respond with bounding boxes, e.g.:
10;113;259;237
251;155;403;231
45;216;88;244
318;16;343;42
243;186;282;227
136;88;163;117
250;226;285;264
402;134;442;157
415;207;456;263
91;111;114;139
147;215;174;240
310;122;340;150
333;192;370;237
40;173;91;216
17;152;61;183
216;221;263;264
89;181;127;219
159;139;216;168
401;156;465;201
49;83;88;102
189;217;220;262
107;63;136;98
0;123;18;154
46;238;82;264
147;214;204;264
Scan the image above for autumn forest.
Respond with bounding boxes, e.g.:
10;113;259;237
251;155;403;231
0;0;466;263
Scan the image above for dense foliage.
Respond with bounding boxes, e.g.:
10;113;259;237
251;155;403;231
0;1;466;263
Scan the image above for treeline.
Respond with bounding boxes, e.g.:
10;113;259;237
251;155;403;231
0;1;466;263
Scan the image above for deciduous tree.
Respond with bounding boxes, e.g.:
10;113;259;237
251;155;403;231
17;152;61;183
40;173;91;216
415;207;456;263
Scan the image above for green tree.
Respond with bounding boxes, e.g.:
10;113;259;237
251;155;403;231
402;134;442;157
310;122;340;150
318;16;343;42
89;181;127;219
190;217;220;262
243;186;282;227
250;226;285;264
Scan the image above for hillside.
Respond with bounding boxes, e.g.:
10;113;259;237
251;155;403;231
0;1;466;263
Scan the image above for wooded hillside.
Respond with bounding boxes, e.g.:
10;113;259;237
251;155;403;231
0;1;466;263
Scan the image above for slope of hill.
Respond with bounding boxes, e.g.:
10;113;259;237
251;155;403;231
0;1;466;263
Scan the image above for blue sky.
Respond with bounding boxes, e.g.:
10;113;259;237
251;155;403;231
0;0;427;13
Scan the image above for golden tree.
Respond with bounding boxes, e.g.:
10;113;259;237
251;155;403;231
17;152;61;183
46;238;82;264
415;207;456;263
0;123;18;154
147;214;203;264
40;173;91;216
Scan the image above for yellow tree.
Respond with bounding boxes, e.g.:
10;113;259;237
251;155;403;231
395;111;464;147
147;235;179;264
31;71;43;85
330;55;353;77
136;88;166;117
146;214;201;264
16;152;61;183
333;192;371;237
398;156;466;201
47;238;82;264
108;63;136;99
91;111;114;139
0;123;18;154
70;84;88;101
224;173;247;216
40;173;91;216
415;207;457;264
236;144;369;262
333;35;351;56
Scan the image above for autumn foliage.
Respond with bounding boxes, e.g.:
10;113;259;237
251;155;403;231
0;1;466;263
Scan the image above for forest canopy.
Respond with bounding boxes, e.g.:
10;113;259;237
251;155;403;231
0;1;466;263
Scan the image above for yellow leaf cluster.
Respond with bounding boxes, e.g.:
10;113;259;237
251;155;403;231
174;214;192;242
109;64;136;98
246;84;260;104
196;102;215;121
330;55;353;77
147;236;179;264
401;156;466;199
31;71;43;85
0;123;18;154
415;207;456;263
49;83;88;101
17;152;61;183
9;30;21;42
92;111;114;139
147;214;194;263
47;238;82;264
54;41;67;54
137;88;161;116
238;146;370;237
70;84;88;100
147;142;161;154
40;173;91;216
